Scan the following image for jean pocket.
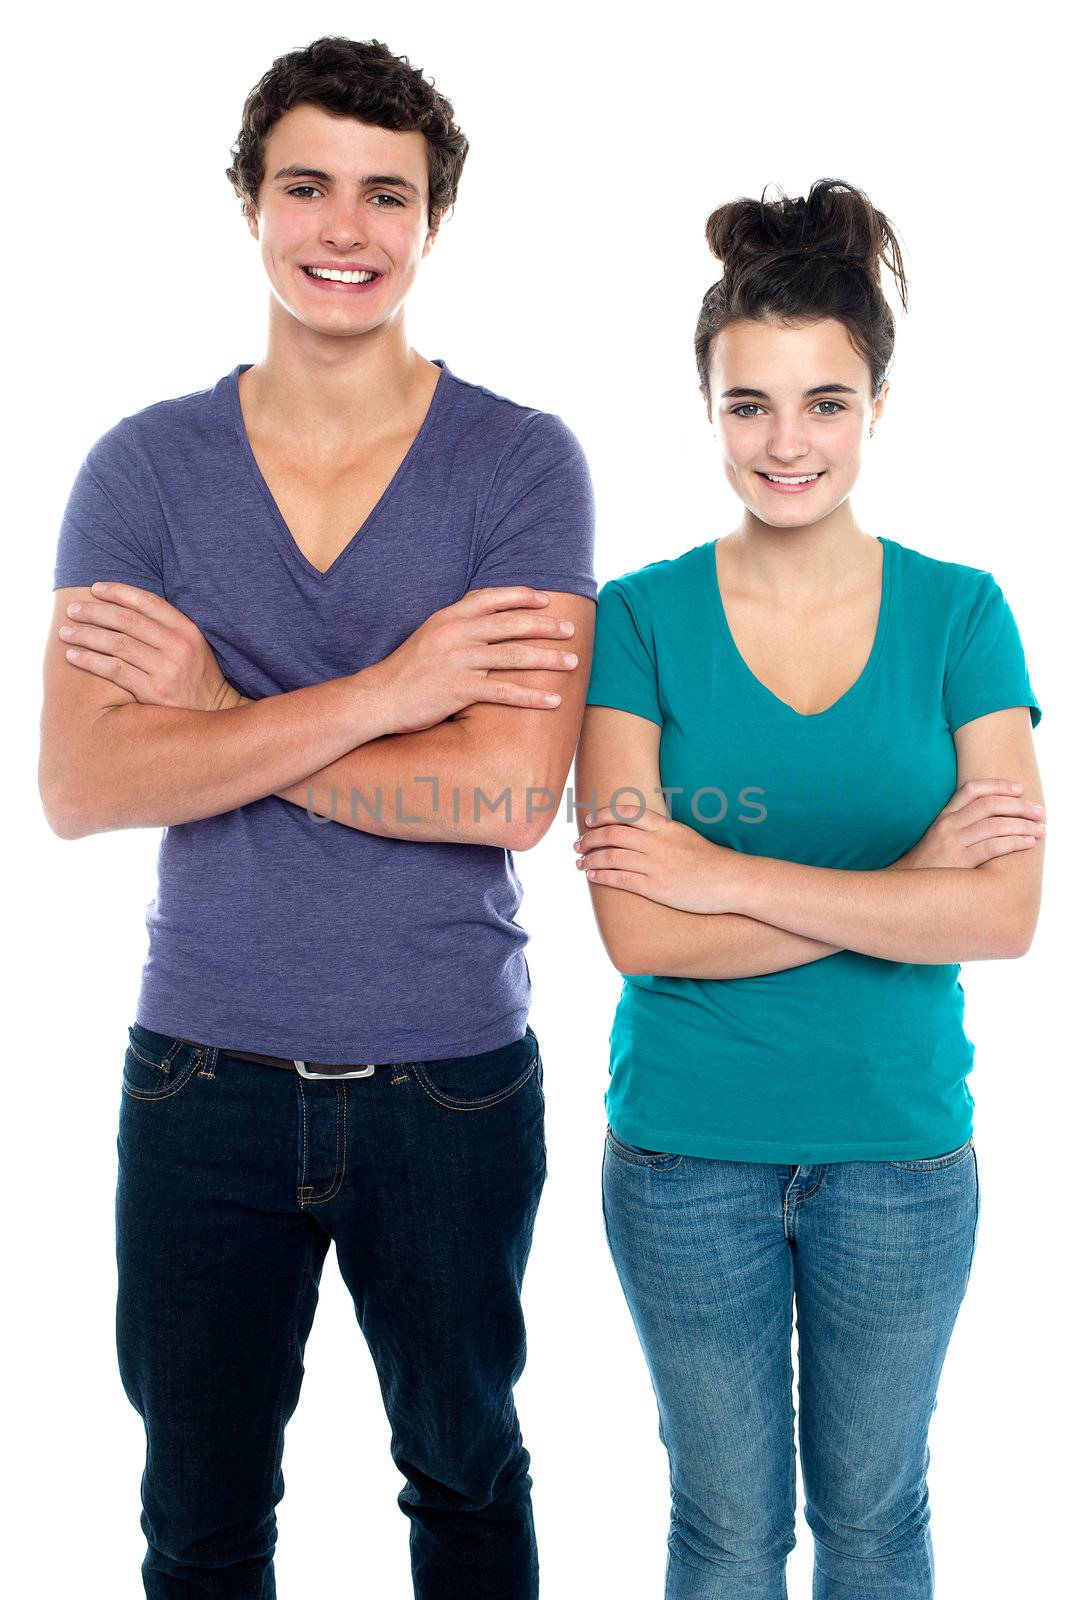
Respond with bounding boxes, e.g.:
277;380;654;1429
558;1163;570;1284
605;1124;684;1172
886;1137;974;1172
123;1023;203;1101
411;1028;540;1112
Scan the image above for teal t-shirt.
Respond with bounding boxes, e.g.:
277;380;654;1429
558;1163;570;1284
584;536;1041;1163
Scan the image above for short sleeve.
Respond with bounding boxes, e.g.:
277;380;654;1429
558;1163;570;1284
52;418;165;595
943;572;1041;733
584;578;663;727
466;411;597;599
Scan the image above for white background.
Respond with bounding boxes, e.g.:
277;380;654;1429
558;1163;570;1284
8;2;1061;1595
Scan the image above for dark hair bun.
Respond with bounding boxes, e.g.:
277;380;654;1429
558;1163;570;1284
705;177;904;300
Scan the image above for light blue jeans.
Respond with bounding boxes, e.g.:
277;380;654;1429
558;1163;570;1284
601;1126;980;1599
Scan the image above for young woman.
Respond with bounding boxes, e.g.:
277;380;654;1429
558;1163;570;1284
574;178;1045;1598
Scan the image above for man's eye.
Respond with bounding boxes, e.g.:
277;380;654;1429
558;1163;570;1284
287;186;322;199
369;194;404;207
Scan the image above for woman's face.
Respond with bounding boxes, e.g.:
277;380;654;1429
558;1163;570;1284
707;316;887;527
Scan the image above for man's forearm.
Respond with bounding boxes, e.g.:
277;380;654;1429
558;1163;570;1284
53;671;391;837
730;854;1025;962
272;716;536;848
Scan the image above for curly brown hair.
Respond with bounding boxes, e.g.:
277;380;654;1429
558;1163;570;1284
694;178;909;404
225;35;469;229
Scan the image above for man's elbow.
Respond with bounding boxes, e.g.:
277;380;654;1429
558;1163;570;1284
41;783;102;840
505;768;570;851
39;761;91;840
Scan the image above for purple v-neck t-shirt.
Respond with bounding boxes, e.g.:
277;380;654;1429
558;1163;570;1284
53;361;598;1061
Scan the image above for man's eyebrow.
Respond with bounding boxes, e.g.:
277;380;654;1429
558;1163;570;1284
269;165;422;199
719;384;860;400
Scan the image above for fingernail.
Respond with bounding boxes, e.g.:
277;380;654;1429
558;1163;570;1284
59;626;73;637
562;653;578;665
1011;783;1023;791
560;620;574;634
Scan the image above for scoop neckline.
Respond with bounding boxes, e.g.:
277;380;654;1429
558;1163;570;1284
704;535;894;721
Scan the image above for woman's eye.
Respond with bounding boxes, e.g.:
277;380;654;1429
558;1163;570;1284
729;401;845;418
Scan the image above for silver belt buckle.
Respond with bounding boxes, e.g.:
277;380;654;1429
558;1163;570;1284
293;1059;375;1080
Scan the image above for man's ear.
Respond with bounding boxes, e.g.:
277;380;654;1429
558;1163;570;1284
422;221;439;259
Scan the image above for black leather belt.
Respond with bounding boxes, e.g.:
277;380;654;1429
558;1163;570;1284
178;1040;375;1080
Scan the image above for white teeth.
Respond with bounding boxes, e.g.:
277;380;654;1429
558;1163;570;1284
305;267;376;283
764;472;820;484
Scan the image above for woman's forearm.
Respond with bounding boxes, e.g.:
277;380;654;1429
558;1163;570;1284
592;882;843;979
728;853;1027;963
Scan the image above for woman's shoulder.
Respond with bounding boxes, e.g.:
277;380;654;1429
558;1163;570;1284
885;535;998;604
598;542;708;605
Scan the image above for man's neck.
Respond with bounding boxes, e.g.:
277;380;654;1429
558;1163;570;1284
242;321;441;453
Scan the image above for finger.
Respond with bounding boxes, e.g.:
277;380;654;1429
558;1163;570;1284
478;644;579;671
479;611;576;640
86;581;182;625
581;804;653;829
472;680;562;708
960;816;1047;846
62;644;154;697
58;622;160;674
575;824;642;850
458;586;552;614
578;848;649;872
974;834;1039;862
943;779;1026;812
955;794;1045;821
67;598;171;649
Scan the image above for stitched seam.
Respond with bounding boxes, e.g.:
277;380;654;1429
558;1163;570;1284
296;1082;348;1204
128;1038;182;1073
887;1138;973;1171
411;1054;538;1111
123;1046;202;1100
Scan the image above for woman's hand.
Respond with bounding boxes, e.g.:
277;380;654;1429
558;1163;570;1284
59;582;247;710
892;779;1047;869
573;802;741;913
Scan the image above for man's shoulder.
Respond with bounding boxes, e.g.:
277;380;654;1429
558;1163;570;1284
439;363;585;465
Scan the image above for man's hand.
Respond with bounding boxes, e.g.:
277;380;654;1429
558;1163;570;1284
892;779;1046;869
57;581;580;729
58;581;243;711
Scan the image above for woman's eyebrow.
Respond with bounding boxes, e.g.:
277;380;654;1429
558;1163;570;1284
720;384;860;400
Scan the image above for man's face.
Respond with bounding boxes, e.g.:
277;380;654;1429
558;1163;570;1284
246;102;437;339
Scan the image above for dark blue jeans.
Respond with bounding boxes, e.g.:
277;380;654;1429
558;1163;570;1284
115;1021;546;1599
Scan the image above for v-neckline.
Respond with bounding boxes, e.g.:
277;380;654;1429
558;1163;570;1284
227;358;449;582
705;536;894;721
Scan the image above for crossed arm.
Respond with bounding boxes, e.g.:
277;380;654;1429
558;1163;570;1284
40;584;595;848
574;703;1045;976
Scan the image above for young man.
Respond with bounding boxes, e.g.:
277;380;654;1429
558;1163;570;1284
39;36;596;1600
